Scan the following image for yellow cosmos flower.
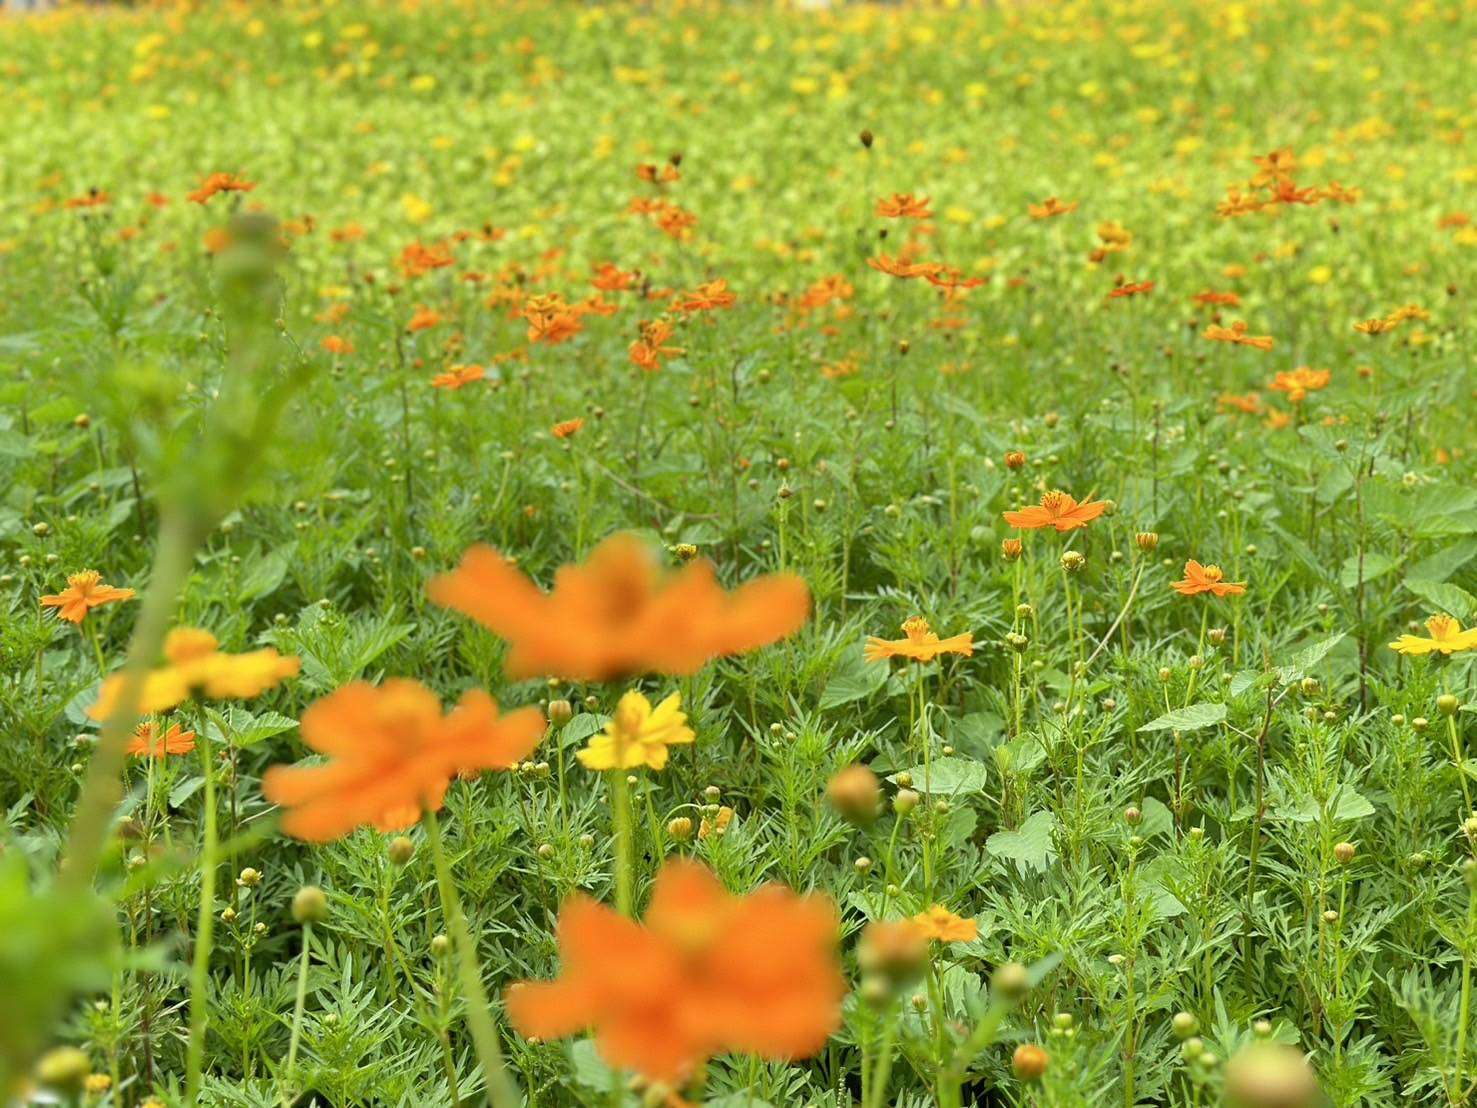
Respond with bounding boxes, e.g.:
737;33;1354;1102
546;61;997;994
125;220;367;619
577;691;695;772
910;905;978;943
90;628;299;721
1389;614;1477;657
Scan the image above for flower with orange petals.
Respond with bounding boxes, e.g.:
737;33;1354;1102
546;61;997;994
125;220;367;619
866;254;943;280
432;364;485;390
1027;197;1077;220
552;418;585;440
321;335;354;356
1269;366;1331;403
1192;290;1242;307
1170;560;1246;598
41;570;135;624
863;617;973;664
1203;320;1274;351
592;263;637;292
1107;280;1154;299
1217;391;1262;415
1003;490;1108;532
1354;317;1396;335
676;280;737;314
126;721;197;758
505;859;843;1084
187;172;256;205
875;193;931;219
910;906;978;943
406;305;444;333
90;628;299;721
262;680;544;842
524;296;584;344
428;533;809;681
629;319;684;372
397;240;455;278
64;189;110;210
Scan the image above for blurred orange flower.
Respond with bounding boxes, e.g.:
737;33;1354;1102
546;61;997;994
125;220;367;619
505;859;843;1084
263;680;544;842
552;418;585;440
432;364;485;390
187;172;256;204
41;570;135;624
876;193;931;219
1204;320;1273;351
910;906;978;943
90;628;298;721
428;533;810;681
1027;197;1077;219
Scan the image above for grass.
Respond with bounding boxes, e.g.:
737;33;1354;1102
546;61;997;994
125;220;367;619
1;0;1476;1105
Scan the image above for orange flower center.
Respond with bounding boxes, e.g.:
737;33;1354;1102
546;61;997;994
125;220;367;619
1040;490;1069;514
1203;565;1224;582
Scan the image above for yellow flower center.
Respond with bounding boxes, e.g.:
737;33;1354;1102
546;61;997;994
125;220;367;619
1203;565;1224;582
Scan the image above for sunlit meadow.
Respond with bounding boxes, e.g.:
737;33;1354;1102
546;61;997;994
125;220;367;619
2;0;1476;1105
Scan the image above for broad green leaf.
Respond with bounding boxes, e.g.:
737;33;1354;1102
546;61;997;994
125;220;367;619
1408;539;1477;584
1405;579;1476;620
819;650;889;710
888;756;988;796
1275;633;1346;684
987;811;1057;872
1338;551;1398;590
1138;702;1226;733
1276;787;1376;823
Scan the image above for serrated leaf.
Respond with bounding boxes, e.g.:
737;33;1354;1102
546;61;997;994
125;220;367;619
1138;702;1226;733
559;712;610;750
819;650;890;710
986;810;1056;872
1277;786;1376;823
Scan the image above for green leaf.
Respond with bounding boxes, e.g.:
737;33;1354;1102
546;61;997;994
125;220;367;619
1338;551;1398;589
1275;633;1346;684
1138;702;1226;733
819;649;890;710
239;545;295;602
170;776;205;809
559;712;609;750
1408;539;1477;584
888;756;988;796
1276;786;1376;823
987;811;1057;873
211;707;298;749
1405;579;1477;620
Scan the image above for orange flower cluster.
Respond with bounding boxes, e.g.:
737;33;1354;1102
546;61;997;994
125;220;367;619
629;318;684;371
1215;149;1360;218
629;197;697;239
397;240;455;278
591;263;637;292
505;859;843;1084
1107;279;1154;300
263;680;544;841
524;294;583;344
551;417;584;440
428;533;810;681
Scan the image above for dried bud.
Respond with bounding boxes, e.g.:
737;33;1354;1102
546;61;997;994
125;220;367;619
1060;550;1086;573
859;129;874;148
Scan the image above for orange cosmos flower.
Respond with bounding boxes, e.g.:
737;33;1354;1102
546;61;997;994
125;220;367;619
1269;366;1331;403
875;193;931;219
1192;290;1242;307
262;680;543;842
1217;391;1262;415
676;279;737;313
866;254;943;279
406;305;443;332
552;418;584;440
592;263;637;292
428;533;810;681
432;363;485;390
796;275;854;310
40;570;135;624
329;222;365;243
629;319;684;372
64;189;110;210
1203;320;1274;351
1354;317;1395;335
1027;197;1077;220
1385;304;1431;324
505;859;843;1085
1389;614;1477;657
525;301;584;344
1107;280;1154;299
1170;560;1246;598
910;906;978;943
1003;490;1108;532
90;628;299;721
321;335;354;355
126;721;197;758
397;240;455;278
187;172;256;204
863;616;973;664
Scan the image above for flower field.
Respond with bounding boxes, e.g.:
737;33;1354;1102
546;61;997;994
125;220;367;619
2;0;1476;1105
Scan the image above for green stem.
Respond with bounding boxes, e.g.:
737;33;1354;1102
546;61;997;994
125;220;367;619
424;807;518;1108
185;718;217;1104
611;771;635;916
282;922;313;1107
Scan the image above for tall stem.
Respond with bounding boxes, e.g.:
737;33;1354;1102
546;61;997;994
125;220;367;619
424;808;518;1108
282;922;313;1107
611;772;635;916
185;718;217;1104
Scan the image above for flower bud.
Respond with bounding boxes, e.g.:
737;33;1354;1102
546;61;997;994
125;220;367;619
1012;1043;1049;1081
35;1046;92;1094
826;765;881;827
388;836;416;865
1439;694;1461;716
1135;531;1159;553
1060;550;1086;573
547;698;574;727
992;961;1030;1001
858;920;927;986
292;885;328;925
667;816;694;841
431;933;451;957
1172;1011;1199;1039
1124;806;1142;826
1334;841;1355;865
1001;537;1023;561
893;788;920;816
237;867;262;888
1004;450;1027;470
1223;1043;1319;1108
1005;632;1030;653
